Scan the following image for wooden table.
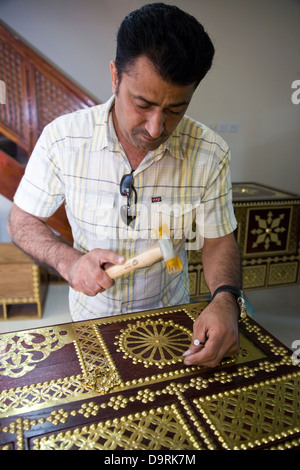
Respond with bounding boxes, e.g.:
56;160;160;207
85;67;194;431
0;302;299;451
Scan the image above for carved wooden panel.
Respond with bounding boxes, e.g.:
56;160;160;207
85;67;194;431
0;32;29;150
31;66;90;138
0;21;99;155
0;303;299;450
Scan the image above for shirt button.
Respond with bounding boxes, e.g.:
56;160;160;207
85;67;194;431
124;279;129;284
126;245;130;250
121;308;127;313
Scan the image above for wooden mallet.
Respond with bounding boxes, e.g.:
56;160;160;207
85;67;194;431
105;226;182;279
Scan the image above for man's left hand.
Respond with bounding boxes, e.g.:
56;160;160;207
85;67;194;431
183;295;239;367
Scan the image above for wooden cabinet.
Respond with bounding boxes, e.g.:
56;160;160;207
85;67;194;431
188;183;300;298
0;243;47;320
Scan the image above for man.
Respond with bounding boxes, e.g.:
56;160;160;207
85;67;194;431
8;3;242;367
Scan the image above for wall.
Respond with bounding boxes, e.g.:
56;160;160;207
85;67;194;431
0;0;299;241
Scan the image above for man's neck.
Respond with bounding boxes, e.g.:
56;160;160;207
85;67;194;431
120;141;147;171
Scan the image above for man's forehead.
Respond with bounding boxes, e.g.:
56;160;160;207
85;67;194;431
122;56;195;101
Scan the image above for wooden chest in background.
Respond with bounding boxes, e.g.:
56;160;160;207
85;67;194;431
0;243;47;320
188;182;300;298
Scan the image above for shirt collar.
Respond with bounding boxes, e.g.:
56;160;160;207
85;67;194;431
164;125;184;160
93;95;116;151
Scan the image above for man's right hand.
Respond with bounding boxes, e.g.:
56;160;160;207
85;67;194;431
8;204;126;297
67;249;125;296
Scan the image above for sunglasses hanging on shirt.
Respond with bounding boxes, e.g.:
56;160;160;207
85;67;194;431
120;170;137;226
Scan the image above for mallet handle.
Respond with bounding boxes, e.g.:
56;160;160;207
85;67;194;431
105;244;163;279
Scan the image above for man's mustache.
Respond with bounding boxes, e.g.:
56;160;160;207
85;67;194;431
133;128;169;140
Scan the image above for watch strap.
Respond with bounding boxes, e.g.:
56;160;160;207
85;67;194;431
211;285;247;319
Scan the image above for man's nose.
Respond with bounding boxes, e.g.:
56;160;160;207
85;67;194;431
145;110;165;138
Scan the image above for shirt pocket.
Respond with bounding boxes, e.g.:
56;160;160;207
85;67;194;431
140;195;202;249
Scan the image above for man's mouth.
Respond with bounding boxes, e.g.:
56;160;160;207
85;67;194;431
135;129;168;144
141;134;159;143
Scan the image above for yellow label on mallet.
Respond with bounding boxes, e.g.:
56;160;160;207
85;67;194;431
165;256;183;273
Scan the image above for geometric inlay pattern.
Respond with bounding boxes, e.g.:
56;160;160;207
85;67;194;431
115;319;192;368
194;375;300;450
31;403;198;450
247;208;290;254
269;262;298;286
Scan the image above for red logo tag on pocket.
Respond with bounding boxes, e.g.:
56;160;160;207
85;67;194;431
152;196;162;203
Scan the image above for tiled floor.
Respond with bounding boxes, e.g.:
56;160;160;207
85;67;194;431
0;283;299;351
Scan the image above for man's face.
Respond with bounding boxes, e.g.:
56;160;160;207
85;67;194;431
110;56;195;153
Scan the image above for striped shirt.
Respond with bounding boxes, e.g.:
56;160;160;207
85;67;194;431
14;96;237;321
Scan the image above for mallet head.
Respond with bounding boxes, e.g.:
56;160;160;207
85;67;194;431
156;225;183;274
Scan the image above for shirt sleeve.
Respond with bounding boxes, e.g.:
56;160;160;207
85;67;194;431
198;145;237;239
14;122;65;218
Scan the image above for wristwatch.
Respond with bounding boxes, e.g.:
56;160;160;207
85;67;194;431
211;285;247;320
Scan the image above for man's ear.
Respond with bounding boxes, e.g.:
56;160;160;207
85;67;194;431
110;61;118;94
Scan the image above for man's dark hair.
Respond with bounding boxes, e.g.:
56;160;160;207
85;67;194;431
115;3;215;89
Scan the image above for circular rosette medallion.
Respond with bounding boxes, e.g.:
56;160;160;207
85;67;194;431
116;319;192;368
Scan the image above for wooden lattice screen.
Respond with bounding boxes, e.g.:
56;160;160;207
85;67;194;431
0;21;99;241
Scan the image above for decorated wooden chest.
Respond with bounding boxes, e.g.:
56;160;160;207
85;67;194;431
0;302;299;451
188;182;300;298
0;243;47;320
